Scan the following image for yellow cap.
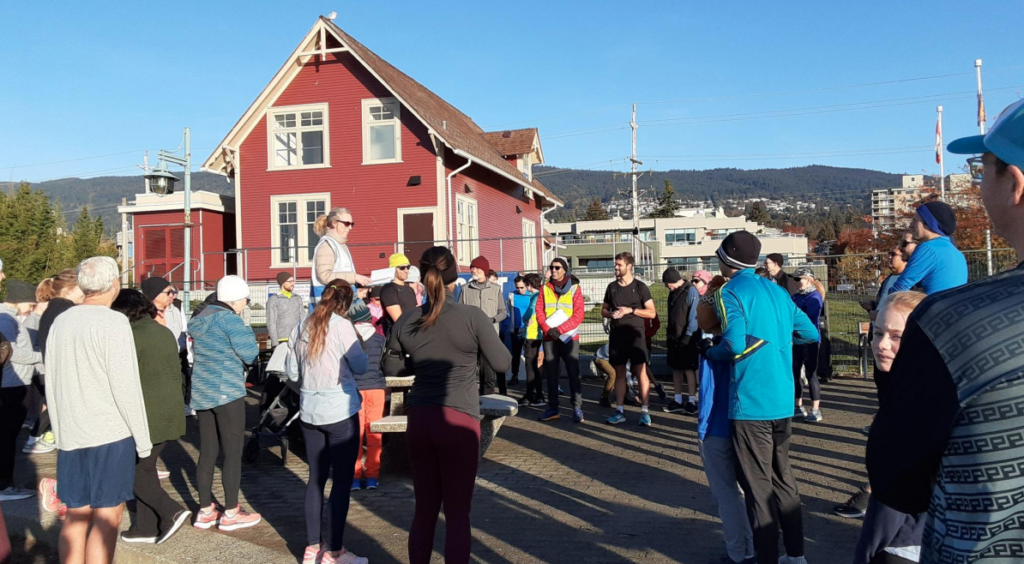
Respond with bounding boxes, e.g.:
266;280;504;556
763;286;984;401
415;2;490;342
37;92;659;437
389;253;411;268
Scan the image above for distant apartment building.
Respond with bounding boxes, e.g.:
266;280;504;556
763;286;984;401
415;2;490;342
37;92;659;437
871;175;934;233
545;208;808;273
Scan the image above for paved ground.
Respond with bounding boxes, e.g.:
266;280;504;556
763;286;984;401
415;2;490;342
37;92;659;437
4;375;877;564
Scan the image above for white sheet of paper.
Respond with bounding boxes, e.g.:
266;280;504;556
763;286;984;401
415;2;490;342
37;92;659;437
266;344;290;373
546;309;569;328
559;328;578;343
370;268;395;286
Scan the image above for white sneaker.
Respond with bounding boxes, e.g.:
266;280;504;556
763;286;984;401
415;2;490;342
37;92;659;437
0;486;36;501
334;548;369;564
25;439;56;454
157;470;170;480
779;556;808;564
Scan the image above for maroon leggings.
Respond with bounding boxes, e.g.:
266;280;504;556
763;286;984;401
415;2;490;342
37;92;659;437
406;405;481;564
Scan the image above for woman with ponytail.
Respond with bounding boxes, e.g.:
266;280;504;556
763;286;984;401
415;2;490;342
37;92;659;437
311;208;372;302
385;246;510;564
286;279;369;564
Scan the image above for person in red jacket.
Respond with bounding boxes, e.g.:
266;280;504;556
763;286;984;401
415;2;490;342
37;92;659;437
535;258;586;423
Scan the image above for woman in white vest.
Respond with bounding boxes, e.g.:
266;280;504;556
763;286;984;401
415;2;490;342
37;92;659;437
311;208;372;303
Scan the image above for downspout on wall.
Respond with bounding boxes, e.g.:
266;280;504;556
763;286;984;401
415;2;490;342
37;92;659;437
445;154;472;249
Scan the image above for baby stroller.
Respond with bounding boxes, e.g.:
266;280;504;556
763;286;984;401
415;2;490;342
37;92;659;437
244;373;302;465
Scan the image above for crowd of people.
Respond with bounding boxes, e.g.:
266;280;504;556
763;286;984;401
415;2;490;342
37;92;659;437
1;100;1023;564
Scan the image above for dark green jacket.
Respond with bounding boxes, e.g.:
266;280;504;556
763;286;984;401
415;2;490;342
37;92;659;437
131;317;186;445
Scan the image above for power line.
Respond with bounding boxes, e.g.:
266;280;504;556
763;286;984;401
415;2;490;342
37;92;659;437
0;150;145;171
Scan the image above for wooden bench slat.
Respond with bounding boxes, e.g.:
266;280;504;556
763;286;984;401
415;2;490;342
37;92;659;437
370;415;408;433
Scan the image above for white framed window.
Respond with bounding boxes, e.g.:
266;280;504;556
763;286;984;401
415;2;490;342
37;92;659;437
362;98;402;164
267;103;330;171
522;219;538;272
270;193;331;267
455;194;478;266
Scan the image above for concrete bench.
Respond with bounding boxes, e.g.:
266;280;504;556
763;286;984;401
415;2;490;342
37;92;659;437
479;394;518;457
370;415;407;433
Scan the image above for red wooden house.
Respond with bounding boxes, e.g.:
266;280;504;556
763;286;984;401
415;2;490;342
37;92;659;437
200;16;561;283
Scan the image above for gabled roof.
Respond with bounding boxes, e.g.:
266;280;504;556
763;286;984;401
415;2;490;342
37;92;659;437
481;128;542;160
202;17;561;207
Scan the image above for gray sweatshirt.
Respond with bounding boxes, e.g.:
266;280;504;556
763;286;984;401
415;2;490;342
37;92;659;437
44;305;153;458
0;305;42;388
267;292;306;344
458;280;507;334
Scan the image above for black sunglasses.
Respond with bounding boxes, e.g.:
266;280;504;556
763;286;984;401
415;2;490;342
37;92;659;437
336;220;355;228
396;265;410;271
550;265;563;271
967;156;984;181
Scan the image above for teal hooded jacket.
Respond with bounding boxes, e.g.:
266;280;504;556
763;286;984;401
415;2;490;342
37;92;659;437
707;269;820;421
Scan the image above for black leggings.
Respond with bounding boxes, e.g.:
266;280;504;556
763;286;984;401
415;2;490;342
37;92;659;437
0;386;28;489
196;398;246;508
30;376;50;438
133;442;184;536
793;343;821;403
523;340;543;401
301;416;360;551
510;334;525;381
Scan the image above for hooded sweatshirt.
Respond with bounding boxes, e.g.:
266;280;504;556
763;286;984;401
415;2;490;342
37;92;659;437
188;303;260;411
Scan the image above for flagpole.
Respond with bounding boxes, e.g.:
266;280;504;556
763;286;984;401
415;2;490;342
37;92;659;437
976;59;986;134
938;105;945;199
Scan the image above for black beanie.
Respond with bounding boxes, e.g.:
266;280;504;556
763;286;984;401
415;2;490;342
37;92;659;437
140;277;171;301
716;231;762;270
918;201;957;237
3;280;37;304
662;268;682;284
551;257;570;274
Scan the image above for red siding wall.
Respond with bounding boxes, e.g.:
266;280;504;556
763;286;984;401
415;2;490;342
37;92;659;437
444;149;543;273
238;53;440;281
132;209;235;287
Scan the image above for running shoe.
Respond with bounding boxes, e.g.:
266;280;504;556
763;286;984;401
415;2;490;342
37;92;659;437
193;505;221;529
573;409;585;423
302;545;320;564
509;377;520;386
861;424;872;436
157;470;170;480
351;479;362;491
530;397;547;407
638;412;652;427
653;382;667;401
0;486;35;501
794;406;807;420
663;400;685;413
780;556;808;564
518;396;531;406
38;478;60;513
539;408;560;421
805;409;823;423
834;488;870;519
120;530;157;544
156;509;192;544
323;549;368;564
218;506;262;531
606;412;626;425
683;401;699;415
365;478;379;490
24;437;56;454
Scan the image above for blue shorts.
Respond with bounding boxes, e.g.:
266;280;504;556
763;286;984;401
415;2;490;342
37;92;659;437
56;437;136;509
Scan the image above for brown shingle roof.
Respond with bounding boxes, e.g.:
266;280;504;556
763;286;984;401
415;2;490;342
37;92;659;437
323;19;560;206
481;129;539;157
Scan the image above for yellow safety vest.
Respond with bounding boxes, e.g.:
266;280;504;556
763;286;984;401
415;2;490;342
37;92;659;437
536;283;577;340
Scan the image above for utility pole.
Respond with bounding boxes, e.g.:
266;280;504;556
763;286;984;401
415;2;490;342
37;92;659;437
629;104;643;261
121;197;130;286
138;151;151;193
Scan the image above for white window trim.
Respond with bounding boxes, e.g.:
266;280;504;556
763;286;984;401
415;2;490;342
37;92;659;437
522;218;538;272
361;97;402;165
266;103;331;171
455;193;479;266
270;192;332;268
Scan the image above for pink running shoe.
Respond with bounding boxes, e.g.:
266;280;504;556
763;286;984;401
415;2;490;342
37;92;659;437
193;505;221;530
302;545;320;564
38;478;61;513
217;506;262;532
321;548;368;564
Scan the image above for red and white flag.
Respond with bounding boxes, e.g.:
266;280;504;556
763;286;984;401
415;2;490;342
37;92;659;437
935;114;943;165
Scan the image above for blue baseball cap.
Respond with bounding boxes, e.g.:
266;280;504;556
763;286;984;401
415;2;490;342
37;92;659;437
948;98;1024;169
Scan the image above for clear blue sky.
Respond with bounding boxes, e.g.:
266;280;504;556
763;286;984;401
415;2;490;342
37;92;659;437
2;1;1021;185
